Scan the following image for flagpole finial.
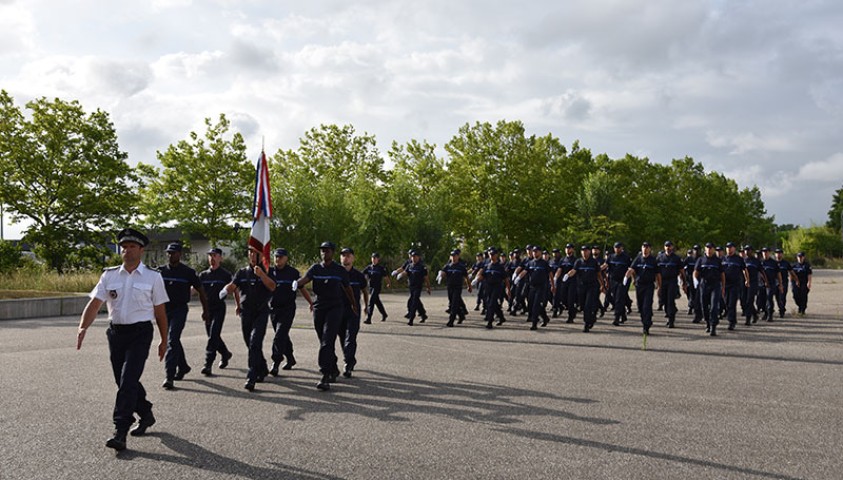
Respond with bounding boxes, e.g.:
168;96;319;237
262;136;265;153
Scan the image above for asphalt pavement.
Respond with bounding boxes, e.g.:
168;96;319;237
1;270;842;480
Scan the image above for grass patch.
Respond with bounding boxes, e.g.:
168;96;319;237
0;290;83;299
0;270;100;294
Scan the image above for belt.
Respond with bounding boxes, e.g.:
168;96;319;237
109;321;153;331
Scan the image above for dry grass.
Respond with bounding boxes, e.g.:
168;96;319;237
0;270;100;295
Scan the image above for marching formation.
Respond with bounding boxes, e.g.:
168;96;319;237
77;228;814;452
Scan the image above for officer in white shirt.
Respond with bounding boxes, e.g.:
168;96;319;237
77;228;169;452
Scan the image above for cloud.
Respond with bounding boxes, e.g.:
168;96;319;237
0;3;35;54
705;131;796;155
796;153;843;182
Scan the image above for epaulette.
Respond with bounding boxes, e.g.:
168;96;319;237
103;266;120;272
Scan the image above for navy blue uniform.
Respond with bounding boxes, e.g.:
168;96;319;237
572;257;601;330
683;254;698;316
760;258;781;320
305;261;350;377
556;254;578;323
198;266;232;369
630;253;658;332
481;261;507;326
743;256;763;323
160;262;202;382
776;259;793;316
269;265;301;367
363;263;389;322
525;258;552;329
792;260;812;314
605;252;631;324
233;266;274;383
442;260;469;326
721;254;745;328
695;255;724;333
340;267;366;372
402;260;428;324
656;251;683;326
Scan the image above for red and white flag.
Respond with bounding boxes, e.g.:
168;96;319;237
249;150;272;268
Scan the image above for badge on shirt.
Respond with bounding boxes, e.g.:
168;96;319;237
109;290;118;299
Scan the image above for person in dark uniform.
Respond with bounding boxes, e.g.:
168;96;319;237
565;245;605;332
220;246;276;391
721;242;746;331
604;242;632;326
626;242;659;334
393;250;431;325
742;245;766;325
471;252;486;312
363;253;390;323
515;246;555;330
694;242;725;336
554;243;579;324
268;248;313;376
439;249;472;327
549;248;564;317
474;247;511;328
592;245;609;317
338;248;368;378
683;246;699;317
198;248;233;376
792;252;813;315
77;228;169;451
759;247;784;322
774;248;794;318
656;241;684;328
159;243;209;390
295;241;356;390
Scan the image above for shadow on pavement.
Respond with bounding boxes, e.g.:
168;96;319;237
118;432;344;480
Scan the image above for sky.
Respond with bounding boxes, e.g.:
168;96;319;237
2;0;843;240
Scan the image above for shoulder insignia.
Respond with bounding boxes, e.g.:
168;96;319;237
103;266;119;272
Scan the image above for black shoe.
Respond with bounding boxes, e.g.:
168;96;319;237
269;362;280;376
363;319;372;324
779;310;785;318
130;412;156;437
692;319;702;324
705;326;711;333
728;324;735;331
282;358;297;370
458;317;464;324
446;320;454;327
161;379;174;390
381;315;388;322
566;319;574;324
583;325;591;332
407;320;414;326
317;376;330;391
710;329;717;336
200;366;212;376
541;320;548;327
530;325;537;331
404;313;411;319
599;309;605;318
106;430;128;451
244;381;255;391
486;322;494;329
343;369;353;378
420;315;427;323
327;373;338;383
173;366;191;381
745;319;751;326
752;313;758;324
612;320;620;326
255;375;265;383
643;327;650;335
219;351;232;369
474;305;480;311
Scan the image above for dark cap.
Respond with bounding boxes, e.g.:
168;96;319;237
743;245;754;251
705;242;715;248
451;248;461;255
693;244;701;250
532;245;542;252
775;248;783;253
319;241;336;250
409;250;420;256
207;247;223;255
797;252;805;257
592;245;601;250
475;252;484;257
274;248;289;257
761;247;769;252
117;228;149;247
664;241;673;247
613;241;623;248
642;242;651;247
340;247;354;255
715;246;723;251
513;248;521;254
371;252;380;258
165;243;182;252
552;248;560;253
565;243;575;249
580;245;590;250
488;247;499;255
726;242;735;248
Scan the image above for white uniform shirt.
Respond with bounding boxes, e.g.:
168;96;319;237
90;262;169;325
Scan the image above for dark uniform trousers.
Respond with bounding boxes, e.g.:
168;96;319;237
744;283;759;321
660;281;679;323
581;284;600;327
610;279;627;322
793;282;809;313
367;285;387;321
240;307;269;382
700;280;722;328
636;282;655;329
407;287;426;321
270;305;295;364
528;283;548;328
447;285;465;322
724;283;741;326
313;306;342;376
559;279;578;322
776;281;789;314
204;305;230;367
484;285;504;325
763;283;778;317
339;304;360;371
476;282;486;309
164;303;190;380
107;321;154;432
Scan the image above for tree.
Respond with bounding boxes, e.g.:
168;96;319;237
827;185;843;233
0;91;138;271
138;114;254;247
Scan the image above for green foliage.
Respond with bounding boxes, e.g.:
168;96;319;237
0;91;137;272
827;185;843;233
0;240;21;273
784;225;843;259
138;114;254;246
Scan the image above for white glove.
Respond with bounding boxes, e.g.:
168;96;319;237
678;277;684;288
291;280;298;291
436;272;444;284
514;276;522;285
218;289;228;300
511;273;518;282
623;276;629;286
397;272;405;281
471;278;479;287
693;278;700;289
562;273;569;283
391;270;399;277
